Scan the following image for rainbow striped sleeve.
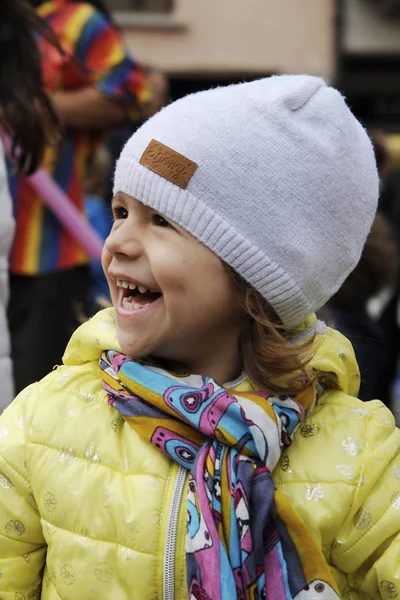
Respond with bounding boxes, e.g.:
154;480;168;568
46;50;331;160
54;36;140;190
73;5;150;116
9;2;150;277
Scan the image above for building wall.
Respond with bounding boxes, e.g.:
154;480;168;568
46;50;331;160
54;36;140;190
344;0;400;53
115;0;335;78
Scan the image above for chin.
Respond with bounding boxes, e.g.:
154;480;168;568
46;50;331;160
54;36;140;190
116;328;154;360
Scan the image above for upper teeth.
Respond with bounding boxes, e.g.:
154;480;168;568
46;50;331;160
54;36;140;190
116;279;154;294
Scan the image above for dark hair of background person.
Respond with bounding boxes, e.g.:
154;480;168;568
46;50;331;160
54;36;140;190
28;0;113;21
331;211;398;310
0;0;61;174
369;129;390;178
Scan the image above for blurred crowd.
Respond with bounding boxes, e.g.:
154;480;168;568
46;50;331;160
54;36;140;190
0;0;170;406
2;0;400;417
320;130;400;415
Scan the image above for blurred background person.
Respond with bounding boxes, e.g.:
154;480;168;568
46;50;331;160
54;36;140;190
327;211;398;401
82;66;169;314
370;131;400;408
323;130;400;404
0;0;60;409
372;131;400;410
104;66;170;204
83;146;113;313
7;0;151;393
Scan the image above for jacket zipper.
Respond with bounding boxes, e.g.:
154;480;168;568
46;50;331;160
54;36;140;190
164;465;187;600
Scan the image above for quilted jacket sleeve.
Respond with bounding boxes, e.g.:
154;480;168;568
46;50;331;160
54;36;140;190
0;383;46;597
331;402;400;599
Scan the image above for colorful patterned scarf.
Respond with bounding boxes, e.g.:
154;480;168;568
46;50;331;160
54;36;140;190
100;351;340;600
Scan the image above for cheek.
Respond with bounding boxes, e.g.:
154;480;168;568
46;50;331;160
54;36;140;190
198;263;243;320
186;260;237;313
101;245;112;276
101;246;116;300
152;251;188;290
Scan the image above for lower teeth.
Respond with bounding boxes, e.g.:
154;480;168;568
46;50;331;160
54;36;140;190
122;297;145;311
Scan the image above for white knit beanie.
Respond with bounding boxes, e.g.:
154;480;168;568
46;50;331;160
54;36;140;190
113;75;379;328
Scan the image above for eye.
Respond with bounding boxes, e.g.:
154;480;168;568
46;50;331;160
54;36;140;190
112;206;128;221
152;213;172;228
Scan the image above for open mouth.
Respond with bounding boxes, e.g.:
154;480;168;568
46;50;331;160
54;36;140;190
116;279;162;312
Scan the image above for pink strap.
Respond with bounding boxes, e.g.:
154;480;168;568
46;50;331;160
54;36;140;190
2;135;104;261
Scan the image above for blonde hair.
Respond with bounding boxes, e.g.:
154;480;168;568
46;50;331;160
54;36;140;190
226;266;335;395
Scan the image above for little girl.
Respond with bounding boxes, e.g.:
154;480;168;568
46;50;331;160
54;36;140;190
0;75;398;600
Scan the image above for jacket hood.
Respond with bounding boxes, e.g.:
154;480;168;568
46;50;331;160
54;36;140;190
63;309;360;398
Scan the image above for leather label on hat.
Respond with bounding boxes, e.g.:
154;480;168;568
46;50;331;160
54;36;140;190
139;139;198;189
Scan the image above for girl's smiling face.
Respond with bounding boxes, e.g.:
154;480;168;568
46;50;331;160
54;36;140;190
102;193;249;382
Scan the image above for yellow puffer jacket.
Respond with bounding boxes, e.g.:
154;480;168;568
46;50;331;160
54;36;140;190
0;309;399;600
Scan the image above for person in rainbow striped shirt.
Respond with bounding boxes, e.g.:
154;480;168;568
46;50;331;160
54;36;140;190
7;0;150;393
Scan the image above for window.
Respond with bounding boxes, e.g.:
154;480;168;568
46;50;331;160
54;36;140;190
109;0;173;12
366;0;400;19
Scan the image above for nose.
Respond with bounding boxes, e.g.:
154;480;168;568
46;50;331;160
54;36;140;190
104;219;144;260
